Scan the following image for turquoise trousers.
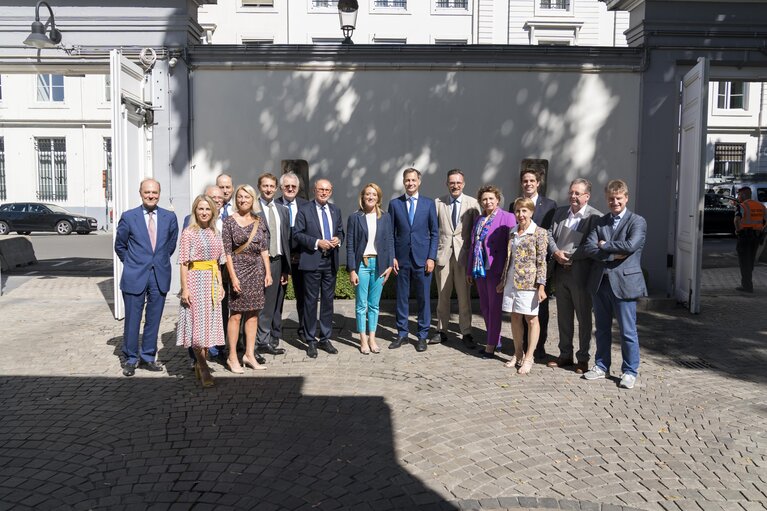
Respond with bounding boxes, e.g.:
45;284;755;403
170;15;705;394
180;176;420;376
355;257;385;334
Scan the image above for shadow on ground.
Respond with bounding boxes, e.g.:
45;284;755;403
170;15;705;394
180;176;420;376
0;374;456;511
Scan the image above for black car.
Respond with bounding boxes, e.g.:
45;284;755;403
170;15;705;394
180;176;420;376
0;202;98;235
703;193;736;235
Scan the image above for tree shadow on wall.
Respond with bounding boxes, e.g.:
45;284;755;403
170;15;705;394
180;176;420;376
0;375;457;510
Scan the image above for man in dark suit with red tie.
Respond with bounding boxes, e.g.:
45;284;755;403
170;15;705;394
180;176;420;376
293;178;345;358
114;178;179;377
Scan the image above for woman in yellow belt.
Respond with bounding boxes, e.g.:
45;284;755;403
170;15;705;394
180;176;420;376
177;195;226;387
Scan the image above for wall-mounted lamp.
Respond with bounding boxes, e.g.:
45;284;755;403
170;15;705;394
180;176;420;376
23;1;62;49
338;0;359;45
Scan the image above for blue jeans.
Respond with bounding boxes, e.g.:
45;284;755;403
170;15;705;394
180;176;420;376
355;257;385;334
593;279;640;376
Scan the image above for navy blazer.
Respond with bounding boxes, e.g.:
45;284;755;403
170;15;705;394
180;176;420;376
388;194;439;267
276;195;309;252
583;209;648;300
257;200;292;274
293;200;345;271
345;210;395;274
114;206;179;295
508;195;557;229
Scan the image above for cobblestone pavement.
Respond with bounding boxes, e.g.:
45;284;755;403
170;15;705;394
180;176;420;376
0;263;765;511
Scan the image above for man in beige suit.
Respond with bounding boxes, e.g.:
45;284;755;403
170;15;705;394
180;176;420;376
431;169;481;347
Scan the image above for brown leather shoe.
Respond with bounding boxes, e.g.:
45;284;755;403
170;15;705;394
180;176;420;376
575;361;588;374
546;357;574;368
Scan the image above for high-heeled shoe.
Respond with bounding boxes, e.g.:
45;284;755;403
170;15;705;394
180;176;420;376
200;368;215;388
370;343;381;354
517;357;534;375
194;363;202;380
360;343;371;355
243;356;267;370
226;359;244;374
504;355;517;369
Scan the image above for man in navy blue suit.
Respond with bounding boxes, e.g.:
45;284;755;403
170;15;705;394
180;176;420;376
388;168;439;352
114;178;179;377
293;178;344;358
508;169;557;362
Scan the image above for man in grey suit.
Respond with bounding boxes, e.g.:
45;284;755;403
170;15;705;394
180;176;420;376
256;172;291;356
545;178;602;374
431;169;481;347
582;179;647;390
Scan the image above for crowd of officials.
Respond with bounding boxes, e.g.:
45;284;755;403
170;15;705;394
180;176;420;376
115;167;656;390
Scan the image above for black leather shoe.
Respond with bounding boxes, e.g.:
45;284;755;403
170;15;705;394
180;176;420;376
140;361;164;372
307;342;318;358
122;363;137;377
318;341;338;354
416;338;427;352
429;332;447;345
462;333;475;348
258;344;286;355
389;336;406;349
255;353;267;365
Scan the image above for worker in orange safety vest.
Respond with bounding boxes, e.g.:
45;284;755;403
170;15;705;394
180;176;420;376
734;186;766;293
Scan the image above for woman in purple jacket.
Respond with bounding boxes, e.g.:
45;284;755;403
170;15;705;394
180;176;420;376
467;185;517;359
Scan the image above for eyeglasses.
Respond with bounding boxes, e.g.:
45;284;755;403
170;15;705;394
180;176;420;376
283;185;297;190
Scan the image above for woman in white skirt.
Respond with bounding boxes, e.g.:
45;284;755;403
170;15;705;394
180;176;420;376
496;197;548;374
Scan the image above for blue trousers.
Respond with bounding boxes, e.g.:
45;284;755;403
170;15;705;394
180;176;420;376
355;257;385;334
122;270;166;365
395;257;432;339
593;279;640;376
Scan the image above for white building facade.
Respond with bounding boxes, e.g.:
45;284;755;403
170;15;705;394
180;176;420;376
0;72;113;226
198;0;629;46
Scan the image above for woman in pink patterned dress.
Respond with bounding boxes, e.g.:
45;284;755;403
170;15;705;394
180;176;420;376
177;195;226;388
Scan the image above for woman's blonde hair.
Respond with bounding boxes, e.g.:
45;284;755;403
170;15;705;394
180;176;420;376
189;194;219;233
358;183;383;219
233;184;259;215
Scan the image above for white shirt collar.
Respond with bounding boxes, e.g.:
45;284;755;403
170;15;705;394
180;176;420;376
568;204;587;218
406;192;419;201
514;221;538;237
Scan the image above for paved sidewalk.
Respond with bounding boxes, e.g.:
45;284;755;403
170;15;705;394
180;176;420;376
0;264;765;510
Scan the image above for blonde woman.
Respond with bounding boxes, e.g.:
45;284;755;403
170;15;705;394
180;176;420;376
497;197;548;375
346;183;395;354
177;195;225;387
222;184;272;373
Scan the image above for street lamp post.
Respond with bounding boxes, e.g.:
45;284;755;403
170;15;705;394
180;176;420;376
338;0;359;45
23;1;63;49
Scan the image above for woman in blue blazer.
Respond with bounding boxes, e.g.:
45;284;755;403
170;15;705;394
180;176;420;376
346;183;395;354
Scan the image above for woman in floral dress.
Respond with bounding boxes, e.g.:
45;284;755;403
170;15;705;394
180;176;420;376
222;184;272;373
178;194;226;388
497;197;548;375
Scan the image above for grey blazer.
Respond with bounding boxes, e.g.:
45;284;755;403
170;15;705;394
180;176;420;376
256;201;292;274
583;209;648;300
547;204;602;285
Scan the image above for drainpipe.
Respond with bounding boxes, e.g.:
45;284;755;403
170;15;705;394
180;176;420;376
758;82;765;173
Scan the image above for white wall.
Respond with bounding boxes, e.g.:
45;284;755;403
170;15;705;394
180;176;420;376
190;67;640;218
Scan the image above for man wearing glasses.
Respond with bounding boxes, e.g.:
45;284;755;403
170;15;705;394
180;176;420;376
276;172;309;341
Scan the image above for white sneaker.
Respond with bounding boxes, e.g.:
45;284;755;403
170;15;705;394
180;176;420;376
619;373;636;389
583;366;607;380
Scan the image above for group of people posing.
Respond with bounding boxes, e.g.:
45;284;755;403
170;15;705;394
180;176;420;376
115;167;647;391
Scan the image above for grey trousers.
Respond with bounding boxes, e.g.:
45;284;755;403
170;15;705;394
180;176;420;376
257;256;285;347
554;265;593;362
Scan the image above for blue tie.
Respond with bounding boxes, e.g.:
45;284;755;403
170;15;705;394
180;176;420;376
321;205;331;240
612;214;620;230
287;201;293;226
222;203;229;219
408;196;415;226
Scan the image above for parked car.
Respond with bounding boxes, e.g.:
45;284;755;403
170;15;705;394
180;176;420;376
703;193;736;235
0;202;98;235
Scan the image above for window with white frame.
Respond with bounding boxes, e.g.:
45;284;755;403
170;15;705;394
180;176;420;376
716;81;746;110
540;0;570;9
312;0;339;7
435;0;467;7
36;74;64;102
373;0;407;8
713;143;745;178
35;138;67;201
0;137;6;201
